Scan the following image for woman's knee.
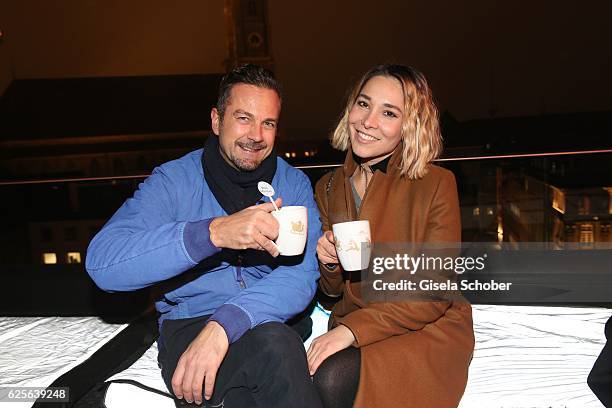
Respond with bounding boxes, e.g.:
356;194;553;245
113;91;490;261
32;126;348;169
312;347;360;408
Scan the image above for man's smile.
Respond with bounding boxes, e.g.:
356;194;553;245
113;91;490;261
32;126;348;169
236;141;267;153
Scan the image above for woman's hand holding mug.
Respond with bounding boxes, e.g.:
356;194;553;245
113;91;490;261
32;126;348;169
316;230;339;266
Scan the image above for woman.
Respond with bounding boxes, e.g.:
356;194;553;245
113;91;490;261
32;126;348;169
307;64;475;408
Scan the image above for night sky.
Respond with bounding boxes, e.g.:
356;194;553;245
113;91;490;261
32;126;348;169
269;1;612;140
1;1;611;143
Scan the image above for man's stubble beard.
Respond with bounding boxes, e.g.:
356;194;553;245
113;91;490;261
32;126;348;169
220;141;268;172
230;155;259;172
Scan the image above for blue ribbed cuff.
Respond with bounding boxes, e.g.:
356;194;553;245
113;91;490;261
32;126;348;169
183;218;221;263
209;304;252;344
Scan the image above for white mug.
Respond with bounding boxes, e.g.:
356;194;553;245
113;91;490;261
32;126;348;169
332;220;371;271
272;206;308;256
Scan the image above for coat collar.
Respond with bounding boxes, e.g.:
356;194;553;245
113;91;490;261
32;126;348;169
343;144;403;177
337;144;403;222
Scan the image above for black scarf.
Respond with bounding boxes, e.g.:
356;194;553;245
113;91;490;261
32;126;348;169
202;135;277;215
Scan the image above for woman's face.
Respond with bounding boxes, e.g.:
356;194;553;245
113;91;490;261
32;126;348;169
348;75;405;163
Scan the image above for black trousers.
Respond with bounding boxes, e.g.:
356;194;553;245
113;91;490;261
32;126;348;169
158;315;323;408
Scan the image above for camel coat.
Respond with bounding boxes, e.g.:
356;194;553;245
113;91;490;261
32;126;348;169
314;149;475;408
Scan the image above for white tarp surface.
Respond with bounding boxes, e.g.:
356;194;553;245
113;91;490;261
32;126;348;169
106;305;610;408
459;305;608;408
0;316;127;408
0;307;607;408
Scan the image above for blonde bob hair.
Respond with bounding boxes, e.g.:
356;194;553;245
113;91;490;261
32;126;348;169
331;64;442;179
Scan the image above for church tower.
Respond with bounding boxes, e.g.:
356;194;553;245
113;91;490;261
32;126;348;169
224;0;274;72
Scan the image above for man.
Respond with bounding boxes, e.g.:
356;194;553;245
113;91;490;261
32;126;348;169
86;65;323;407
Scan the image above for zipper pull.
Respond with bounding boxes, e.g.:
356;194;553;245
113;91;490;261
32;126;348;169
236;253;246;289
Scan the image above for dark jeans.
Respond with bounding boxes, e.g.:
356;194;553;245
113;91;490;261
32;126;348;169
158;315;323;408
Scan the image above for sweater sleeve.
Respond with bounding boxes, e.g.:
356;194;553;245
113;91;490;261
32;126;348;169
337;170;461;347
85;166;221;292
314;171;345;297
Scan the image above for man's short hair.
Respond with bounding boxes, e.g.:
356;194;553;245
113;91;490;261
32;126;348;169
216;64;282;119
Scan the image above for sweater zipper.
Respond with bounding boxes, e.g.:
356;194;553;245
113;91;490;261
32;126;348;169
236;254;246;289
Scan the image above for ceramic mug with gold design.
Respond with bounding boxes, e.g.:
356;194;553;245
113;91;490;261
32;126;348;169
271;206;308;256
332;220;371;271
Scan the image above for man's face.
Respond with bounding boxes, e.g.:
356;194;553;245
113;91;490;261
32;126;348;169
211;84;281;171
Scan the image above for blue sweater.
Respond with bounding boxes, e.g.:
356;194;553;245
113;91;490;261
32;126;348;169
86;149;322;343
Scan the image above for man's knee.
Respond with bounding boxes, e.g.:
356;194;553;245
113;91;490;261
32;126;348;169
251;322;304;348
247;322;307;363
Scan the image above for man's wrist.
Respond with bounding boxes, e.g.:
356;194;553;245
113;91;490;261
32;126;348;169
209;304;251;344
209;217;224;248
206;320;229;345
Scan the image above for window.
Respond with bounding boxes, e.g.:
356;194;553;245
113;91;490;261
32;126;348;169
65;226;77;241
600;224;610;241
90;159;100;176
67;252;81;264
41;227;53;242
43;253;57;264
551;187;565;214
578;196;591;215
579;223;594;248
248;0;258;16
113;158;125;175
